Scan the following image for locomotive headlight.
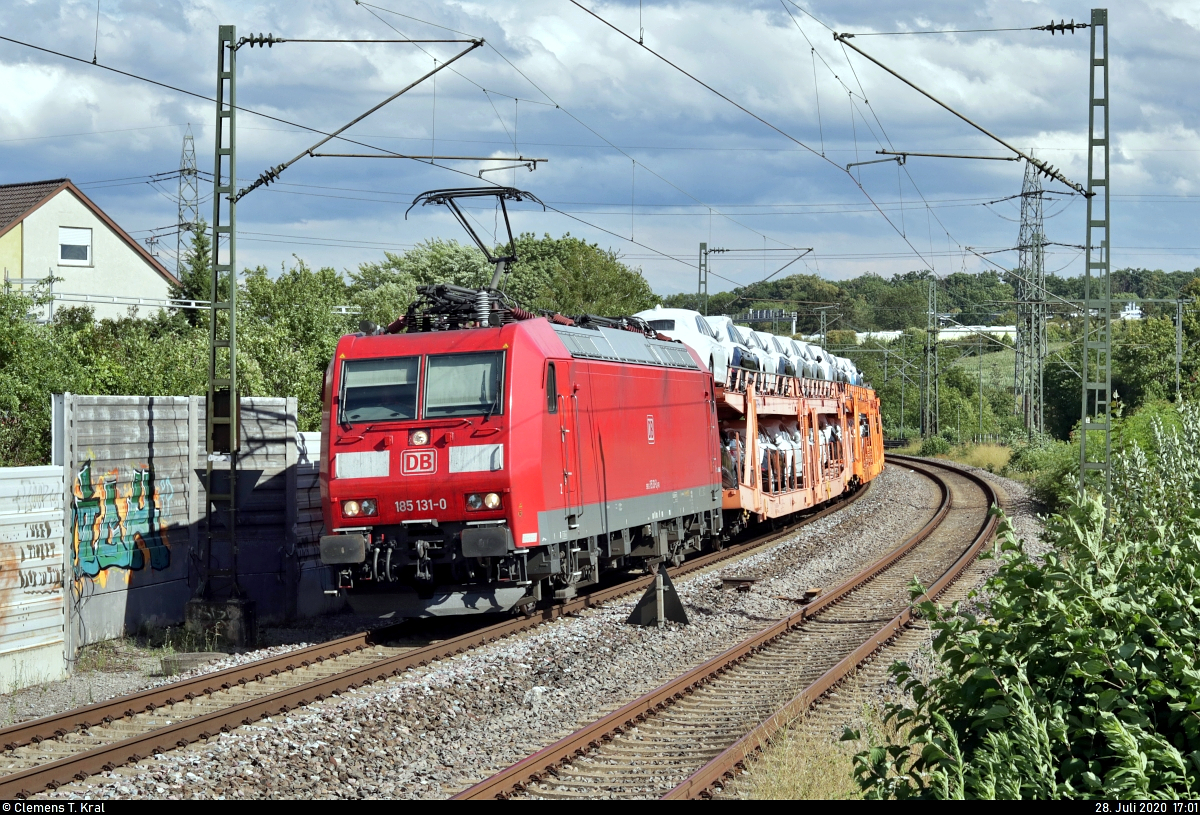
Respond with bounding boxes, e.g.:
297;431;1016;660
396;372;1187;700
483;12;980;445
466;493;483;510
483;492;502;509
342;500;361;517
410;429;430;446
361;499;378;516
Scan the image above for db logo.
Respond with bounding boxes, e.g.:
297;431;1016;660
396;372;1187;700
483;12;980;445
401;449;436;475
647;414;655;444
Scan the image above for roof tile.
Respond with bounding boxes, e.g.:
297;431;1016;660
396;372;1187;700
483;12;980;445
0;178;68;232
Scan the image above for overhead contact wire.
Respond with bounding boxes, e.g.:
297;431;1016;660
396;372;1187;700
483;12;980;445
356;2;787;251
567;0;936;268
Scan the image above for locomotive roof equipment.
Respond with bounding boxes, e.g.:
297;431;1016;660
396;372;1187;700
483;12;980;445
398;186;546;333
405;186;545;288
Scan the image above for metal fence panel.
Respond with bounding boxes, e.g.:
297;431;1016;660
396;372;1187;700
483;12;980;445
0;467;66;691
51;396;341;653
64;395;194;651
294;432;342;618
62;395;313;650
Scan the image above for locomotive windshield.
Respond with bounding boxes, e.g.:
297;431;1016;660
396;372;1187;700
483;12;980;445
646;319;675;331
340;356;419;423
425;351;505;418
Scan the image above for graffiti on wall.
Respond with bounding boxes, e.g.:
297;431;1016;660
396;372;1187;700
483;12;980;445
71;462;172;589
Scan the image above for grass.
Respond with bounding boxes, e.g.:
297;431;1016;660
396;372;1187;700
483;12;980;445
947;341;1071;393
888;440;1012;473
74;639;140;673
737;723;860;799
940;443;1011;473
734;703;905;799
71;625;229;682
134;622;227;655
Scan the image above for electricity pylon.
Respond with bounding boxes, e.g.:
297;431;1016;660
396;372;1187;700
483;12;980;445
922;276;939;437
1014;160;1047;435
177;124;199;275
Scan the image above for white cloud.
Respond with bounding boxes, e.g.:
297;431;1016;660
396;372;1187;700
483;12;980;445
0;0;1196;293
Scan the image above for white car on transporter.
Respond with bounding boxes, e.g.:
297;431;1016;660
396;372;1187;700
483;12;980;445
768;333;806;379
805;343;835;380
636;306;731;385
749;330;790;378
705;315;762;375
788;338;822;379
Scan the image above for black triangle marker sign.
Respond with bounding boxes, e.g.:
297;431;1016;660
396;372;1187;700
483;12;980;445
627;562;690;627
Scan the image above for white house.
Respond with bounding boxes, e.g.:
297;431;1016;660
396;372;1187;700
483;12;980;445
0;178;179;320
1119;301;1144;320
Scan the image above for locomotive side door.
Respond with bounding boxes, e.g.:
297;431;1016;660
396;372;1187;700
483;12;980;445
547;360;582;530
706;378;721;500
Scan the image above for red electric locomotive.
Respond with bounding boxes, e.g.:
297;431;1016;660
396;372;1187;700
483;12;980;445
318;187;883;618
319;304;722;617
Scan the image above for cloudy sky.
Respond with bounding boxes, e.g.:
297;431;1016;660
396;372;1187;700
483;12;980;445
1;0;1197;296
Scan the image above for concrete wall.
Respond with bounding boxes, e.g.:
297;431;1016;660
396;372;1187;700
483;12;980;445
0;467;67;692
56;395;335;652
22;189;173;320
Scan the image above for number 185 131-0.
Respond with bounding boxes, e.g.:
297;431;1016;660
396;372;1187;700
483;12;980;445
395;499;447;513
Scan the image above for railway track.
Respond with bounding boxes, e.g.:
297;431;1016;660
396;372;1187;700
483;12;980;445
0;480;873;799
454;455;998;800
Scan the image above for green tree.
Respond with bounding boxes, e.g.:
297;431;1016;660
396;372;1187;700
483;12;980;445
170;222;226;325
1113;317;1176;406
239;259;355;431
873;273;932;331
350;238;490;292
510;233;656;316
348;236;547;321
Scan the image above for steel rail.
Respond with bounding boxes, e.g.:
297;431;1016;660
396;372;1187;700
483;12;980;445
665;456;998;798
452;459;955;799
454;457;993;800
1;481;872;798
0;627;408;752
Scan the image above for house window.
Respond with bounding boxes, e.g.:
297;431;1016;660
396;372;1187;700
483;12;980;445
59;227;91;266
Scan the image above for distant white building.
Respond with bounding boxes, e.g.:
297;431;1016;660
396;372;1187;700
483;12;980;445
842;326;1018;345
0;178;179;320
1119;301;1144;320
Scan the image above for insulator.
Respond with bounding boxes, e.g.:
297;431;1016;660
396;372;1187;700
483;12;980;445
476;289;490;324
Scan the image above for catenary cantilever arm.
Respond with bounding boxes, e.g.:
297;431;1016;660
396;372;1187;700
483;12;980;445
834;33;1089;196
234;40;483;202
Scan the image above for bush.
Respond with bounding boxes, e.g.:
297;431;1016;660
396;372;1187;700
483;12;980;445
1004;432;1077;510
850;403;1200;799
919;435;951;456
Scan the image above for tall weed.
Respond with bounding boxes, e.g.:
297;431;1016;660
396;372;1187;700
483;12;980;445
849;403;1200;799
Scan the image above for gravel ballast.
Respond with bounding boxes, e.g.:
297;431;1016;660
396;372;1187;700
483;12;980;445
730;463;1049;798
38;465;942;800
0;615;389;730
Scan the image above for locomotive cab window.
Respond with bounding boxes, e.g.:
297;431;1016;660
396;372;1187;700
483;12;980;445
546;361;558;414
425;351;505;418
340;357;419;423
646;319;675;331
